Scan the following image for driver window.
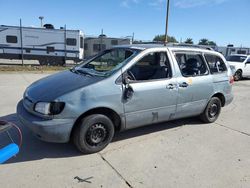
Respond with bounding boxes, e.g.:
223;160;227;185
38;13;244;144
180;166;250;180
128;52;172;81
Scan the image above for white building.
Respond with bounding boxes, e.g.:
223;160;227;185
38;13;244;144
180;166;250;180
216;45;250;57
84;35;132;58
0;25;84;65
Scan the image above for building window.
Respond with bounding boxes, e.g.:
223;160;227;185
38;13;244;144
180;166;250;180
237;50;246;55
66;38;77;46
6;35;18;43
80;37;84;48
111;40;118;45
47;46;55;54
25;49;31;53
84;43;88;50
93;44;106;52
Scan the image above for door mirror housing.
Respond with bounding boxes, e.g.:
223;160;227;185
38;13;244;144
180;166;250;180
122;73;131;85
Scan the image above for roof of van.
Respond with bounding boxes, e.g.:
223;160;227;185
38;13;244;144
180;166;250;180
115;43;216;53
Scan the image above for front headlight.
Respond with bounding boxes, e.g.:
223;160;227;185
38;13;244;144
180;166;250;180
34;102;65;115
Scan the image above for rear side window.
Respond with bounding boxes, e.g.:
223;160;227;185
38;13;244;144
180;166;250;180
175;52;208;77
205;54;227;73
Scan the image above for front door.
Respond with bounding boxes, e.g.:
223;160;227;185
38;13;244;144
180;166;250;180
123;51;178;129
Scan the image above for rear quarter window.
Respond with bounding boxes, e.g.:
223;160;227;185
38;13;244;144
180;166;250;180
205;54;227;74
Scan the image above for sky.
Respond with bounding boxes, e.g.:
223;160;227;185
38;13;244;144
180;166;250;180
0;0;249;47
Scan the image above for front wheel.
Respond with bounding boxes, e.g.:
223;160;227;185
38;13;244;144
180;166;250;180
73;114;114;154
234;70;242;81
200;97;221;123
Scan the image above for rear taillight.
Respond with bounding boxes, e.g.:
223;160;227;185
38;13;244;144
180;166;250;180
229;76;234;84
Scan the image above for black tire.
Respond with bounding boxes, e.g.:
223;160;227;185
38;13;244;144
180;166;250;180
39;60;48;66
73;114;115;154
200;97;221;123
234;70;242;81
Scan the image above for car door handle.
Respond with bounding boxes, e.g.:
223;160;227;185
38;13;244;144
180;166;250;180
166;83;175;90
179;82;189;88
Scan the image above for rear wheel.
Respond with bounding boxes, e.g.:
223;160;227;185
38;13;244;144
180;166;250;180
73;114;114;154
39;59;48;66
234;70;242;81
200;97;221;123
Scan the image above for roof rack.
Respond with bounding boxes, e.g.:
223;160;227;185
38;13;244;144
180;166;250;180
167;43;215;51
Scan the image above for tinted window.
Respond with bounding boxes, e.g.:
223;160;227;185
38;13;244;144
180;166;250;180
66;38;77;46
128;52;172;81
205;54;227;73
226;55;246;62
175;52;208;77
6;35;17;43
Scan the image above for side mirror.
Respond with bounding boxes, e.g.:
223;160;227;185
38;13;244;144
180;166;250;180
122;73;131;85
122;72;134;101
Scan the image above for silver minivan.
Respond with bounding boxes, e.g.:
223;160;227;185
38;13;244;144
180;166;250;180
17;44;234;153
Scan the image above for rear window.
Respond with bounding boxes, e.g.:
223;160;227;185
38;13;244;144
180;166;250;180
205;54;227;73
226;55;246;62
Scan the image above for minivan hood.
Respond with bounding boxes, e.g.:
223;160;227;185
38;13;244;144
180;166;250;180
25;70;104;101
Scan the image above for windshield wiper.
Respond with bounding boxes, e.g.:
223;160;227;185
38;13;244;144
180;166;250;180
70;67;77;73
75;69;93;77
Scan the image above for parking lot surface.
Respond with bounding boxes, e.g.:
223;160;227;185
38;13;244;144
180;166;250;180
0;72;250;188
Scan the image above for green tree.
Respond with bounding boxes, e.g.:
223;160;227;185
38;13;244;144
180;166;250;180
184;38;194;44
198;39;217;46
153;35;178;43
198;38;209;45
208;41;217;46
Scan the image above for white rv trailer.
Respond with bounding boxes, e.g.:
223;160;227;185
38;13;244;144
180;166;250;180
0;25;84;65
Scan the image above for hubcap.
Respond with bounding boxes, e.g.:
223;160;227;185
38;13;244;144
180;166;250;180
209;103;218;118
86;123;107;146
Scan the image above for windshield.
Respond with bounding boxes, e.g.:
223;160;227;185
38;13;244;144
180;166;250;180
72;48;139;77
226;55;247;63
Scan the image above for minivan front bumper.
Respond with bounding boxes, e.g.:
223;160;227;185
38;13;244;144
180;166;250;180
17;100;74;143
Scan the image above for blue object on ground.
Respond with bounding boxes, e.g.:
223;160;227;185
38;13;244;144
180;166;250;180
0;143;19;164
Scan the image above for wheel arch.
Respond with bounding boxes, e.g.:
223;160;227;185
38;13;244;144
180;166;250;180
70;107;123;140
212;93;226;107
236;68;243;73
